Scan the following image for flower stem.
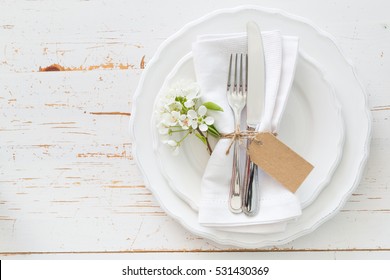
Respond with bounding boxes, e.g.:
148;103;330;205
196;128;213;155
170;129;189;133
177;131;191;145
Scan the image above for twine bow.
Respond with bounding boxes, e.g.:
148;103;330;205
220;129;258;155
221;129;278;155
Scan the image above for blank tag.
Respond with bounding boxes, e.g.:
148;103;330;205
248;132;314;193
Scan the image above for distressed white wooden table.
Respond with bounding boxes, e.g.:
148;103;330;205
1;0;389;259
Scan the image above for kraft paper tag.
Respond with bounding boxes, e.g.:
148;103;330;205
248;132;314;193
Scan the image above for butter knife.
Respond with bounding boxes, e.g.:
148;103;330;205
243;21;265;215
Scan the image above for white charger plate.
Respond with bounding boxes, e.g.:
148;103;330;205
153;52;344;212
130;6;371;247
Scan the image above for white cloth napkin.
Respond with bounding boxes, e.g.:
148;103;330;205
192;31;301;233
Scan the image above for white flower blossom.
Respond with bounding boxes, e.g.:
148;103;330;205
166;140;178;147
157;122;169;135
187;109;198;129
161;111;180;126
164;139;180;155
196;105;215;132
155;80;220;155
171;80;201;100
178;114;190;130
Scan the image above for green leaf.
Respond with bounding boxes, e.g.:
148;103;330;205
207;124;221;138
195;132;207;145
202;101;224;112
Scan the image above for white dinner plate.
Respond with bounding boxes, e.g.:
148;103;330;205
152;51;344;212
130;6;371;247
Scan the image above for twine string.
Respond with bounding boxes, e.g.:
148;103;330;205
220;130;277;155
220;129;258;155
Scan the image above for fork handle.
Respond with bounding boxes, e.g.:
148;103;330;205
243;128;260;216
229;136;242;213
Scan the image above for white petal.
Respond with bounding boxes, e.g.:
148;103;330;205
167;97;176;105
199;123;208;132
179;117;190;129
198;105;207;116
187;109;197;119
167;140;177;147
171;111;180;118
161;113;174;126
186;83;201;99
191;121;198;129
162;112;171;120
169;102;182;112
204;116;214;125
184;99;194;108
158;126;169;135
186;91;199;100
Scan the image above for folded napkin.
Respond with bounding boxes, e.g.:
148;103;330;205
192;31;301;233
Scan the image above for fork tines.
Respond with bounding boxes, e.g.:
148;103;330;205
227;53;248;94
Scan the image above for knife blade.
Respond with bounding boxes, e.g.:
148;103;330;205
243;21;265;215
246;21;265;127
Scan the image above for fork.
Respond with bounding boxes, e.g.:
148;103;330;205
226;53;247;213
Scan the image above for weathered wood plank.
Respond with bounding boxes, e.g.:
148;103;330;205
0;0;389;256
1;211;390;252
2;251;390;260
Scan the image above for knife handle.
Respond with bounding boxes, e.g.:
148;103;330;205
243;132;260;216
